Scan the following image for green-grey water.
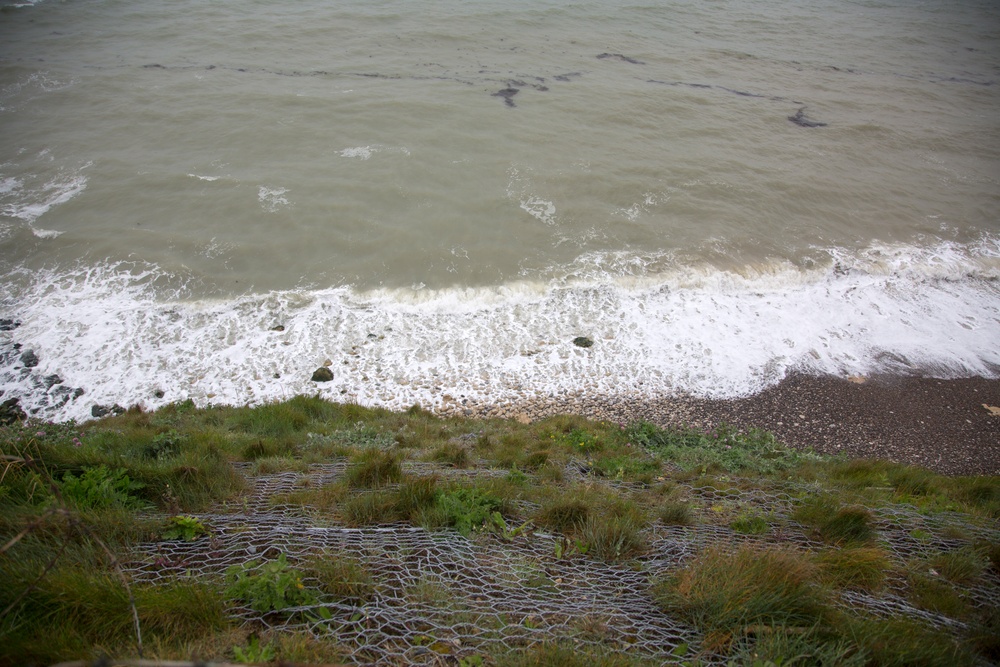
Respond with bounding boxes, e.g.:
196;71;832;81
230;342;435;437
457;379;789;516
1;0;998;420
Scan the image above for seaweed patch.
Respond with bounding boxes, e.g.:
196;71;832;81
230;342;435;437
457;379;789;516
597;53;645;65
788;106;827;128
492;87;519;107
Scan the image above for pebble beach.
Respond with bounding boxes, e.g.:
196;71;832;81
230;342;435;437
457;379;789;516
446;374;1000;476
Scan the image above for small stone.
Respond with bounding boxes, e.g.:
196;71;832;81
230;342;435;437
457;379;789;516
0;318;20;331
0;398;25;425
323;359;333;367
153;389;165;398
572;336;594;348
20;349;39;368
92;403;125;418
271;324;285;331
311;367;334;382
43;374;63;389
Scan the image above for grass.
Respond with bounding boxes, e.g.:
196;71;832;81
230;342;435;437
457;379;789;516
652;546;831;646
814;546;890;592
793;495;875;545
1;396;997;666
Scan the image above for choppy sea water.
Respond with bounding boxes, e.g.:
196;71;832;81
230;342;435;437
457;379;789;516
1;0;998;421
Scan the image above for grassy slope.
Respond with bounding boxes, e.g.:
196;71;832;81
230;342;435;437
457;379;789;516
1;395;998;666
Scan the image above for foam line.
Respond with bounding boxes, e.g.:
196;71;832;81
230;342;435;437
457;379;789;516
1;241;998;422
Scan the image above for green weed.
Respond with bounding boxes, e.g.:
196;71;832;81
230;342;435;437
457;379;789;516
225;553;318;613
161;514;208;541
304;553;375;603
233;634;276;664
436;486;504;536
629;422;819;474
729;510;770;535
58;465;148;510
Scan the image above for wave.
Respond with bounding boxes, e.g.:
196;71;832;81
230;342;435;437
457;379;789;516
1;240;998;422
0;160;90;230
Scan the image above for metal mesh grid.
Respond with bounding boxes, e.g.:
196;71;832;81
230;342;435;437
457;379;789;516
122;462;1000;665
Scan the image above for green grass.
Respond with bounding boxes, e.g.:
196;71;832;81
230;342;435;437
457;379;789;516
344;448;403;488
1;395;997;666
793;496;875;545
653;546;832;649
658;500;695;526
814;546;890;592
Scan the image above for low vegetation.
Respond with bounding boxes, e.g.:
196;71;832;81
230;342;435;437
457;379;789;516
1;395;997;666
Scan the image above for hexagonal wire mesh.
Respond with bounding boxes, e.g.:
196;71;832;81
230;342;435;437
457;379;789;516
122;461;1000;665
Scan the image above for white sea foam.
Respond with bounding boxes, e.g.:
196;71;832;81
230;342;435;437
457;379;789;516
338;145;410;160
257;186;290;212
339;146;375;160
0;167;88;224
519;196;557;226
30;227;63;239
2;241;998;422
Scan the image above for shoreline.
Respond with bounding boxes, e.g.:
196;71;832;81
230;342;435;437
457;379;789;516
444;373;1000;476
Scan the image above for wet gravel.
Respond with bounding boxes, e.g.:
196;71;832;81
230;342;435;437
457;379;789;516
448;374;1000;477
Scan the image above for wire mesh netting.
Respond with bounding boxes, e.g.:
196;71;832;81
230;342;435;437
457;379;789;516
121;460;1000;665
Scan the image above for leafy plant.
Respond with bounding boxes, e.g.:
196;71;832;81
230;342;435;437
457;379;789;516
487;511;533;541
58;465;147;509
436;486;504;536
628;422;819;474
564;428;603;455
233;635;276;664
730;510;770;535
145;429;186;459
162;514;208;541
225;553;318;613
310;422;396;451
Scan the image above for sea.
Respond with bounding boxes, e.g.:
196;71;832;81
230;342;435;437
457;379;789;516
1;0;998;422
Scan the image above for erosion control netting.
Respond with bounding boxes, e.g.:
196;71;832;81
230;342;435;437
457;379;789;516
123;461;1000;665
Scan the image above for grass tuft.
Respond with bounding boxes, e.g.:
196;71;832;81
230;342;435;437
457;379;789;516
345;449;403;488
795;496;875;545
658;501;694;526
653;545;830;651
814;546;890;592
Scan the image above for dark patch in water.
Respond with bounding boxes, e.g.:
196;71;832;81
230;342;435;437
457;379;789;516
597;53;645;65
788;107;827;128
936;76;994;86
718;86;764;98
492;87;519;107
